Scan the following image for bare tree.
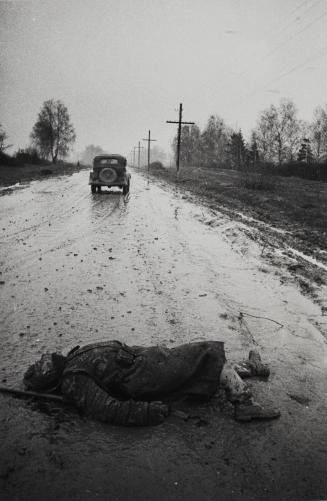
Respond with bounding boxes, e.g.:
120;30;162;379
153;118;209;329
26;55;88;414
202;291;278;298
172;124;201;166
254;109;274;162
255;99;301;164
310;105;327;161
31;99;76;163
0;124;12;153
200;115;230;167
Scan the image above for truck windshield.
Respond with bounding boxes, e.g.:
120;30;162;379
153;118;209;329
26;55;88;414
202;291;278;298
98;158;119;165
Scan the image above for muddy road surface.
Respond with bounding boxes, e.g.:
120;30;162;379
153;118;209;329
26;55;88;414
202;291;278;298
1;170;327;501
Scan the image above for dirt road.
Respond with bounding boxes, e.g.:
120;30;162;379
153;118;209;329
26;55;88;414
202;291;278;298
1;170;327;501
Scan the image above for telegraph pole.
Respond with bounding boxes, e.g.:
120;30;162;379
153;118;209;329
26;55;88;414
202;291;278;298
136;141;144;168
167;103;194;175
133;146;137;168
142;130;157;171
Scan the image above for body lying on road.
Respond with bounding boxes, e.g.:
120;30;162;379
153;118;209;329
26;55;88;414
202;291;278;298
23;340;280;425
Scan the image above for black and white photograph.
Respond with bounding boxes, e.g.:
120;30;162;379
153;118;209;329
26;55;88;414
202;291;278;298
1;1;327;500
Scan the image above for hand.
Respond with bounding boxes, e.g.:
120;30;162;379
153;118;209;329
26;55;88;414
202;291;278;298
149;401;169;425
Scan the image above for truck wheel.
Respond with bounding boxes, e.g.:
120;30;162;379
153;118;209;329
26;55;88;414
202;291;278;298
123;181;130;195
97;186;102;193
91;185;96;193
99;168;117;183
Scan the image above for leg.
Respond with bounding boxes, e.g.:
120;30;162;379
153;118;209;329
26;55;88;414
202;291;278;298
220;363;280;422
219;363;252;403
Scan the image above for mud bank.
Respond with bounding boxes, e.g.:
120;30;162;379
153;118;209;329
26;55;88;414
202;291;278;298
1;171;327;501
137;165;327;321
138;164;327;267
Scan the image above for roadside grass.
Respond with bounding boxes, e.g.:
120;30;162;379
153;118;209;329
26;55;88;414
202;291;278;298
0;160;89;187
239;170;279;191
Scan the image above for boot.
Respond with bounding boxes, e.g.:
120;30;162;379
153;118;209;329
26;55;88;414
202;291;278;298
234;351;270;379
248;350;270;378
233;362;253;378
235;400;280;422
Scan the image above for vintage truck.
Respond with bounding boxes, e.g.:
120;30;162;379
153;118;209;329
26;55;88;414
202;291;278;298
89;154;131;194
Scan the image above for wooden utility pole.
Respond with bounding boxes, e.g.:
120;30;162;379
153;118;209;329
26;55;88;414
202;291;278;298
133;146;137;167
167;103;194;175
136;141;144;168
142;130;157;171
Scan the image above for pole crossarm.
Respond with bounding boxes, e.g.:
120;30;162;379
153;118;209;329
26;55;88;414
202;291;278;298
166;121;195;125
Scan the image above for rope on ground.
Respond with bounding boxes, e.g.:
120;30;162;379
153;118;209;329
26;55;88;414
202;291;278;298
238;314;259;346
239;311;284;329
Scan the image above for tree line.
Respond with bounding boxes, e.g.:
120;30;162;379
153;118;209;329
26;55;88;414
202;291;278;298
173;99;327;171
2;97;327;174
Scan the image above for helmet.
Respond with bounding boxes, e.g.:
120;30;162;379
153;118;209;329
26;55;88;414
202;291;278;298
24;352;66;391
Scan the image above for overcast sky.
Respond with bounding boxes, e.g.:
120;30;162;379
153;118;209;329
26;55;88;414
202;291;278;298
1;0;327;161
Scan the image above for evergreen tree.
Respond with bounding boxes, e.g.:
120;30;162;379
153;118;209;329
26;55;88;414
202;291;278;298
310;105;327;161
229;130;247;168
247;132;260;167
297;138;313;163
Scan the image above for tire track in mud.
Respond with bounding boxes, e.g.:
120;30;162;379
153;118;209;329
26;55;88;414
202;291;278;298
185;193;327;338
1;176;127;274
127;184;264;350
0;171;326;383
126;190;222;345
139;169;327;350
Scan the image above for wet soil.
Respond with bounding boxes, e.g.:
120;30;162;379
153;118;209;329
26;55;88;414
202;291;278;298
141;164;327;264
0;170;327;501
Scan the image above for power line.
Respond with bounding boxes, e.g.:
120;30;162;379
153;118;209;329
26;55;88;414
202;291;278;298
215;0;325;97
258;44;327;90
288;0;321;19
264;6;327;59
288;0;310;17
235;0;325;82
219;41;327;116
225;43;327;111
270;0;323;42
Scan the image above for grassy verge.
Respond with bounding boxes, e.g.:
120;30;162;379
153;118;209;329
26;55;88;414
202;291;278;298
0;161;89;187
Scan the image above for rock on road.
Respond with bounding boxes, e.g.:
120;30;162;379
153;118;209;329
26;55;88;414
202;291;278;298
0;169;327;501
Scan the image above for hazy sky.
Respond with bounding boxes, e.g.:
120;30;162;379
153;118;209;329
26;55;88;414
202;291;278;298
1;0;327;160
